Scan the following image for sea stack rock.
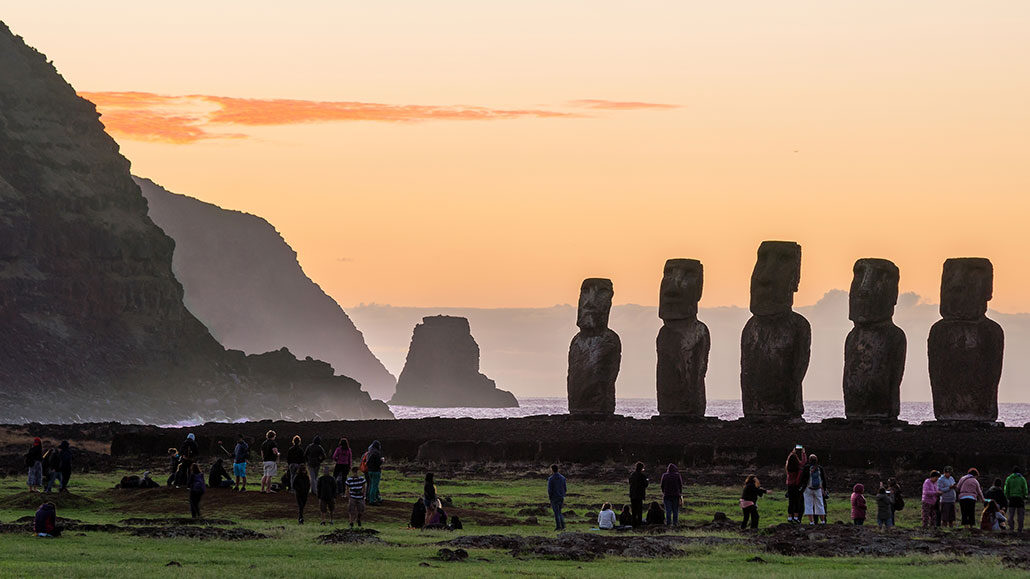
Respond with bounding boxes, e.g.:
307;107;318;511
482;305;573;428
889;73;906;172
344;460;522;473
390;316;518;408
567;278;621;416
928;258;1004;422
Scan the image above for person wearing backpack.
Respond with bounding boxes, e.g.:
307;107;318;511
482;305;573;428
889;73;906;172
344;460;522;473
365;441;384;505
26;437;43;493
800;454;827;524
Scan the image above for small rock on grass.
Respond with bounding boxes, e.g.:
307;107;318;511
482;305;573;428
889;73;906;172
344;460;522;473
437;548;469;562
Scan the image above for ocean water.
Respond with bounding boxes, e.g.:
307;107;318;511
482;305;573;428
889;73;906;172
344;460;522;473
390;398;1030;425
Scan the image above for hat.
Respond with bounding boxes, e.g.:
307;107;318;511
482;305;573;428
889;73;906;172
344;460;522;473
33;437;41;445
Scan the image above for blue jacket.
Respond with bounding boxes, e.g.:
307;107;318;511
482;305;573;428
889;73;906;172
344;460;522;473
547;473;567;501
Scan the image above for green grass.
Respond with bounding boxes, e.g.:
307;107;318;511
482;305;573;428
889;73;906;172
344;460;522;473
0;469;1018;577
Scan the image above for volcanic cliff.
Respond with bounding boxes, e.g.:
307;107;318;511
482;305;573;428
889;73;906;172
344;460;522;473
390;316;518;407
0;22;392;422
136;177;396;401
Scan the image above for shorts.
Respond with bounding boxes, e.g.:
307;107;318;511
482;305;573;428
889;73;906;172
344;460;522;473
233;462;247;478
320;499;335;513
348;497;366;514
263;461;277;477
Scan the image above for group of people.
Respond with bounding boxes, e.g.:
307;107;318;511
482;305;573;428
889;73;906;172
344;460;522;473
916;466;1027;532
24;438;72;494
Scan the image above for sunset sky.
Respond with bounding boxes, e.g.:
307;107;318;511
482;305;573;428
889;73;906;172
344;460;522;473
6;2;1030;311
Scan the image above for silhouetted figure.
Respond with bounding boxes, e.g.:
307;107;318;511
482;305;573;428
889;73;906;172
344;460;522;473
568;278;621;415
656;259;710;417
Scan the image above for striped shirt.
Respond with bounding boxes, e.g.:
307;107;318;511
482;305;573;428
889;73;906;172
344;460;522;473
345;476;365;499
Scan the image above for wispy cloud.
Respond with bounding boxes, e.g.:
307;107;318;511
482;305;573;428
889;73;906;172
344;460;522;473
567;99;680;110
79;91;578;144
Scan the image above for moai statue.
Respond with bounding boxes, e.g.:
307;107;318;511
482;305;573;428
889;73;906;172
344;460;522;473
740;241;810;419
843;258;906;420
928;258;1004;422
656;259;710;417
568;278;621;415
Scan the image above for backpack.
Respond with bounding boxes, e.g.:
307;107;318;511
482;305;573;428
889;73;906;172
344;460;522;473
893;492;905;511
808;467;822;490
449;515;463;530
359;452;369;474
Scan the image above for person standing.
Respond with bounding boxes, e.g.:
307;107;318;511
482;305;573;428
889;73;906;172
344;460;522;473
1004;466;1028;533
260;430;280;494
187;463;205;519
293;465;311;524
232;434;249;491
785;444;807;523
851;484;867;525
365;441;384;505
937;467;957;528
956;468;985;528
345;466;367;528
876;483;894;531
57;441;72;493
920;470;942;528
317;465;337;526
43;444;63;493
286;435;305;491
332;438;352;494
887;477;904;526
660;463;684;527
179;433;199;486
628;462;648;527
800;455;827;524
26;437;43;493
740;475;767;530
305;436;327;495
547;464;567;531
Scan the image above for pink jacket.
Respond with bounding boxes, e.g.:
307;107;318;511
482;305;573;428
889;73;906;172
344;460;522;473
922;478;942;504
851;484;867;519
333;447;352;466
956;474;984;502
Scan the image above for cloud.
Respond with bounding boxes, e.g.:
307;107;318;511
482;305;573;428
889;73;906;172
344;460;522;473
567;99;680;110
78;91;578;144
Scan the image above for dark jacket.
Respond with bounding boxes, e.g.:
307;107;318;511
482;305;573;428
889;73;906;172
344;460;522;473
58;442;72;470
986;485;1009;510
629;471;649;500
619;508;633;526
189;472;206;494
294;472;311;497
35;503;56;534
547;473;567;501
660;464;683;498
799;464;827;491
305;437;326;468
645;503;665;525
27;444;43;464
286;444;305;465
366;441;384;472
741;481;767;502
180;438;199;460
317;474;337;501
208;460;232;487
233;441;249;463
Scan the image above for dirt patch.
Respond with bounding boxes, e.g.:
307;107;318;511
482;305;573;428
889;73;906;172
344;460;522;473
444;532;728;561
0;491;95;510
759;523;1030;558
119;517;237;526
437;548;469;561
317;528;384;545
130;526;267;540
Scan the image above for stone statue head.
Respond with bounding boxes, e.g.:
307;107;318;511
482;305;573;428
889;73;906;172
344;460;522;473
940;258;993;320
659;259;703;321
849;258;900;324
749;241;801;316
577;278;614;331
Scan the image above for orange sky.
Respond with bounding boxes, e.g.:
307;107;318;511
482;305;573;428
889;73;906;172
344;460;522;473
5;2;1030;310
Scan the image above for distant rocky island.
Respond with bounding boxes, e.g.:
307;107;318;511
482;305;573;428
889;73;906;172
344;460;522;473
0;22;392;423
390;316;518;408
136;177;396;401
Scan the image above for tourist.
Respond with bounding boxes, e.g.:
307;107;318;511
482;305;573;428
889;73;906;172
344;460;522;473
981;500;1007;531
937;466;957;528
887;477;904;525
619;504;633;527
139;471;160;488
232;433;249;491
317;465;337;526
800;454;827;524
597;503;616;530
26;437;43;492
365;441;384;505
187;463;205;519
425;499;446;528
740;474;767;530
208;459;233;488
57;441;72;493
34;502;61;537
260;430;280;494
660;463;684;527
985;478;1008;512
305;436;327;495
876;483;894;531
628;461;648;527
332;438;352;494
920;470;942;529
851;484;867;526
166;448;179;487
293;465;311;524
423;473;438;527
547;464;567;531
645;501;665;526
179;433;199;485
956;468;985;528
345;466;367;528
1004;466;1027;533
785;444;807;523
42;443;62;493
286;435;305;491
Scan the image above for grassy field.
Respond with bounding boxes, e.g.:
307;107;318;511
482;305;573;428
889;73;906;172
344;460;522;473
0;466;1023;577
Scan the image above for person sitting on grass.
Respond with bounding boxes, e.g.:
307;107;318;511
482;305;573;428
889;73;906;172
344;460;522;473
981;499;1007;531
208;459;233;489
618;504;633;527
34;502;61;537
317;465;337;526
597;503;617;530
345;466;367;529
423;473;438;527
876;483;894;531
293;466;311;524
139;471;160;489
645;501;665;526
740;475;767;530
